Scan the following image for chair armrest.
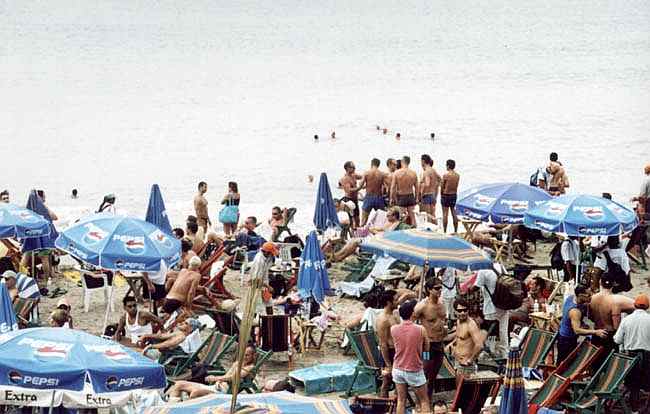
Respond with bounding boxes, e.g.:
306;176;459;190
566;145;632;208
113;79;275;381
593;391;617;398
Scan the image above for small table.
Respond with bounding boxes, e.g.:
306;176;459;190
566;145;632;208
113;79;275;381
461;219;481;241
374;272;406;289
295;317;327;353
530;311;560;332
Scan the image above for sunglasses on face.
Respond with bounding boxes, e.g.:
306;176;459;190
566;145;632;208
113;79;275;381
431;285;442;290
455;308;469;313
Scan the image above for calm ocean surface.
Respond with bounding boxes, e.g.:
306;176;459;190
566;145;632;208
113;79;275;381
3;1;650;234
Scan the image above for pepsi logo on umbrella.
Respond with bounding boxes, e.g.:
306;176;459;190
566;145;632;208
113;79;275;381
12;211;38;223
18;338;74;359
473;194;495;207
82;223;108;245
500;199;528;213
8;371;23;384
546;203;566;216
574;206;604;221
113;235;146;255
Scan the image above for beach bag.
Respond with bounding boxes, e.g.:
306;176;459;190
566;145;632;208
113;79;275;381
218;196;239;224
603;251;632;293
549;240;566;270
487;274;524;310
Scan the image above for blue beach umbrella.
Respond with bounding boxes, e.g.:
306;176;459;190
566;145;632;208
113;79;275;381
523;194;638;236
0;327;165;408
456;182;552;224
498;348;527;414
313;173;340;232
298;230;332;303
0;283;18;334
361;228;492;270
0;203;50;239
142;390;353;414
145;184;173;236
55;214;181;272
21;190;59;253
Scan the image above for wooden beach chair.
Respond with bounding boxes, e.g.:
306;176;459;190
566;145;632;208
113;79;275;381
272;207;297;242
14;297;39;328
529;340;603;410
228;347;273;394
166;330;236;378
199;245;225;280
344;328;383;397
450;370;502;414
562;351;638;414
434;352;457;392
198;254;235;300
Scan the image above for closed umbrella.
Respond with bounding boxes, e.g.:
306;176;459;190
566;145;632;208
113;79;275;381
21;190;58;253
298;230;332;303
498;348;527;414
313;173;340;232
145;184;173;236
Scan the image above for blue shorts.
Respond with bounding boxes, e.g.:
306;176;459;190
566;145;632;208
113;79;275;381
362;195;386;212
392;368;426;387
421;193;436;205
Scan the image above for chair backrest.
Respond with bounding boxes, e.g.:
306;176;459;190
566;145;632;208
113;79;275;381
284;208;297;225
529;373;566;406
201;331;235;366
437;353;456;380
347;329;381;369
520;328;556;369
199;246;225;277
249;348;273;380
557;340;602;379
576;352;638;403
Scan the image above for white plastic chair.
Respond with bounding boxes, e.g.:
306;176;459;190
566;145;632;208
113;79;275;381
76;267;115;313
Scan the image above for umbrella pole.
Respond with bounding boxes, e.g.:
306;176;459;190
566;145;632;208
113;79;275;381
48;389;56;414
418;262;428;301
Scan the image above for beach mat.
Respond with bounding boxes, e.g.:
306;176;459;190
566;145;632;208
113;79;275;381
289;360;374;395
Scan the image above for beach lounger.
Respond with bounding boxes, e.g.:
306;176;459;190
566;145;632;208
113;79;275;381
199;254;235;300
344;328;383;397
199;245;225;280
562;351;638;414
272;207;297;242
519;328;557;370
167;330;236;378
528;340;603;411
204;308;241;336
435;352;457;392
450;370;502;414
229;347;273;394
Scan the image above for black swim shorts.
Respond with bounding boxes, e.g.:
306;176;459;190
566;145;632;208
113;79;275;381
440;194;457;208
396;194;416;207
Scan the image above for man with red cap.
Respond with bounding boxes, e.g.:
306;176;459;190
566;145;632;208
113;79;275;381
614;294;650;413
249;242;279;315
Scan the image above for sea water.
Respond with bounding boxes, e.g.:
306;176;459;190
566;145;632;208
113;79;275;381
3;0;649;235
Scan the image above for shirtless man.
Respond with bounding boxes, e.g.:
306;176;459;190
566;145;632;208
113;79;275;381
193;181;210;233
441;159;460;233
589;277;635;361
414;278;448;396
420;154;442;223
375;290;400;397
339;161;362;228
163;256;201;315
546;154;569;195
384;158;398;206
186;221;205;255
356;158;387;225
390;156;419;226
451;298;484;376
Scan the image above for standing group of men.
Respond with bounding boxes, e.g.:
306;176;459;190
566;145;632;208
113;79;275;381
339;155;461;234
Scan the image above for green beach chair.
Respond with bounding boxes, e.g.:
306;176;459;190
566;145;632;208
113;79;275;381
228;348;273;394
519;328;557;370
167;330;236;378
434;352;457;392
345;328;383;397
563;351;638;414
529;340;603;410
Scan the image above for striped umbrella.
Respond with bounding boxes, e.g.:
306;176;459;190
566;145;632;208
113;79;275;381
498;348;528;414
360;228;492;270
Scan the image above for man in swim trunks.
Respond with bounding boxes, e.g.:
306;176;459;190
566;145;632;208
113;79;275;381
414;278;447;397
356;158;387;226
441;159;460;233
384;158;397;206
193;181;210;233
376;289;399;397
339;161;362;228
420;154;442;223
163;256;201;315
450;298;484;376
390;156;419;226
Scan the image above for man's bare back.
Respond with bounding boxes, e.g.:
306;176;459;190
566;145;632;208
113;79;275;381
376;311;400;349
415;299;447;342
441;171;460;195
167;269;200;303
365;169;387;196
590;292;635;332
421;168;441;196
393;169;418;196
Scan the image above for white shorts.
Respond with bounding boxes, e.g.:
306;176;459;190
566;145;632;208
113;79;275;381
392;368;426;388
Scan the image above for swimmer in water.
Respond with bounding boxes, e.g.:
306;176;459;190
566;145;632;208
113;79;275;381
396;133;401;140
331;131;336;139
382;128;388;135
314;134;319;141
430;133;435;141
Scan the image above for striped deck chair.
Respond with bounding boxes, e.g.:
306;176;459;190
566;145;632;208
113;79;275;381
519;328;557;370
563;352;638;414
230;348;273;394
345;329;382;396
200;255;235;299
435;352;457;392
199;245;225;279
167;330;236;377
13;297;39;328
529;340;603;410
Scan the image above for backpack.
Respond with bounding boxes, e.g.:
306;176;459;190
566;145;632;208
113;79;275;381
486;268;525;310
603;251;632;293
549;240;566;270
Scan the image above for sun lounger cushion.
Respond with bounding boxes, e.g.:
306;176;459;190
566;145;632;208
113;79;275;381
289;360;375;395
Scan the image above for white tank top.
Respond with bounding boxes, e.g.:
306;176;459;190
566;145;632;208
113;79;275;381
125;310;153;344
